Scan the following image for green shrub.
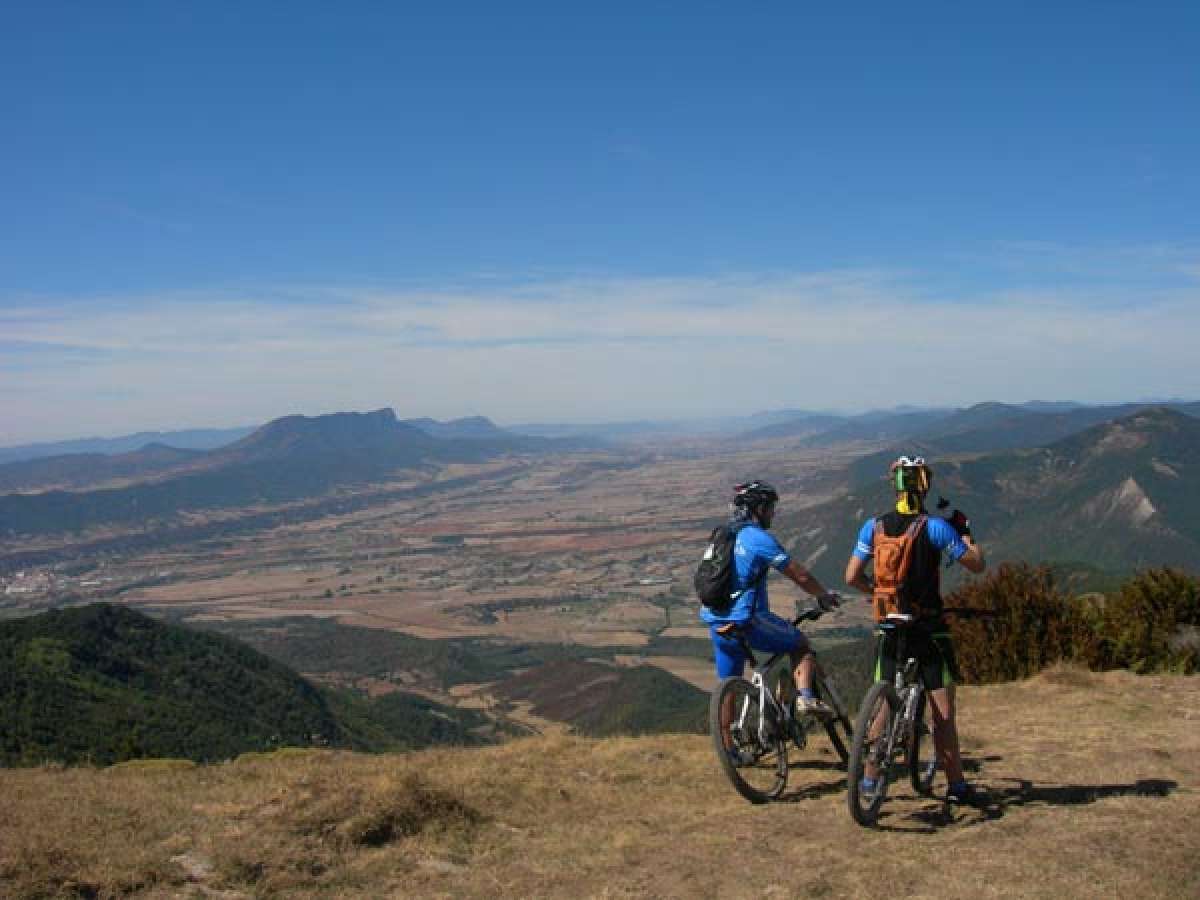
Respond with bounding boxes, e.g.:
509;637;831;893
945;564;1200;682
947;563;1086;683
1089;568;1200;674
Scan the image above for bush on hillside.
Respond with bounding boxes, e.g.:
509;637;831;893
947;563;1086;683
1089;568;1200;674
945;564;1200;682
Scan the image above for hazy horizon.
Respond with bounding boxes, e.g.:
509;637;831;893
6;394;1200;451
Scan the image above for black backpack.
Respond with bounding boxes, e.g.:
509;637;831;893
694;524;744;613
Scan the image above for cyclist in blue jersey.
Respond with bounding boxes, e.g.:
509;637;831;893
701;480;842;716
843;456;987;805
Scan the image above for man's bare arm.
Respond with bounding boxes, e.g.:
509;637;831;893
781;559;828;597
958;536;986;574
844;554;873;595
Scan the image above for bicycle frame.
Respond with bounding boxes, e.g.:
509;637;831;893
726;618;845;752
728;641;794;750
868;615;927;773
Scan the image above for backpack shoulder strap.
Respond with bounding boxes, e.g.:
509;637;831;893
906;514;928;538
895;514;928;577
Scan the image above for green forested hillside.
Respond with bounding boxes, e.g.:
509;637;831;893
0;604;491;766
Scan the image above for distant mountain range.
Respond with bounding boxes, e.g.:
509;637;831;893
782;407;1200;585
0;603;492;765
0;426;256;466
0;409;574;538
0;443;206;494
744;400;1200;448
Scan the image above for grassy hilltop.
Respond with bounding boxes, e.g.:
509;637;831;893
1;667;1197;898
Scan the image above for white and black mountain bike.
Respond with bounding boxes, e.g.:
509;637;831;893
709;604;853;804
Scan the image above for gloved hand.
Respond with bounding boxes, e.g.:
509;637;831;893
949;509;972;538
817;591;841;611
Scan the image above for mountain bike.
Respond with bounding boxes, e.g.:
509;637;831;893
709;604;854;804
845;612;938;826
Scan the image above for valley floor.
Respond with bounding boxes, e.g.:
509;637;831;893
2;667;1197;899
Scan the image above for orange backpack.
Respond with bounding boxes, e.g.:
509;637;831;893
871;514;927;622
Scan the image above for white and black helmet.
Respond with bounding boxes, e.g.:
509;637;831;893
733;480;779;512
889;456;932;494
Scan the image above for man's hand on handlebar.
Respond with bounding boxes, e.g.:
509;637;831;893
816;590;841;612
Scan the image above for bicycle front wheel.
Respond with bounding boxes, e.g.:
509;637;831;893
907;691;937;796
709;676;788;804
847;680;900;826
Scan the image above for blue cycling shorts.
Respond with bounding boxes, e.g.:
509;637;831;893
709;611;811;678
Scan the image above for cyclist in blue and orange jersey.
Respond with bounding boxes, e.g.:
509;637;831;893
843;456;987;805
701;480;842;715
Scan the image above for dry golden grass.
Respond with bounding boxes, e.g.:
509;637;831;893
2;668;1198;899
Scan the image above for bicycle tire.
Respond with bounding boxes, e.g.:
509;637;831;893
846;680;900;827
709;676;788;804
813;672;851;766
907;691;936;796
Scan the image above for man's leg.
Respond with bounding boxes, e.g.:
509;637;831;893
748;614;828;715
862;628;896;784
928;685;964;786
793;648;816;694
862;700;890;781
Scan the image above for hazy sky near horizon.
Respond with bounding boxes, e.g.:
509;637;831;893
3;3;1199;443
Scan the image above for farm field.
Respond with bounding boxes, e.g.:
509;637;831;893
2;438;874;703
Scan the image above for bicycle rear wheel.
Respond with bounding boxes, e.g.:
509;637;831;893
709;676;788;804
813;671;852;766
907;691;936;796
847;680;899;826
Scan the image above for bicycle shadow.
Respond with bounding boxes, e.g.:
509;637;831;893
778;777;846;803
776;757;849;803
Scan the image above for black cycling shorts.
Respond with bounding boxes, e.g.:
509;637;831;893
874;626;960;691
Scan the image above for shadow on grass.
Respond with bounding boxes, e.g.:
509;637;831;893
867;752;1178;833
778;777;847;803
775;754;850;802
787;757;845;772
989;777;1177;807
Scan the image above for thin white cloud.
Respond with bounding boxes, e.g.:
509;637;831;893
2;259;1199;443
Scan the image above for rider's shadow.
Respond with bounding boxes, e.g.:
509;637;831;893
987;777;1177;808
898;775;1178;831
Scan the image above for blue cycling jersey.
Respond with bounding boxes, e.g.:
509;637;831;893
852;515;968;562
698;522;791;625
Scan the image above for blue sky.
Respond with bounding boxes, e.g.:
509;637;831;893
2;3;1198;442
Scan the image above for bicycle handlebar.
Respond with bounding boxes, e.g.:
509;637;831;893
940;606;1000;619
715;599;837;639
792;606;826;625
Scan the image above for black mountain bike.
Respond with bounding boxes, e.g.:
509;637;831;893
709;604;854;804
845;612;939;826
